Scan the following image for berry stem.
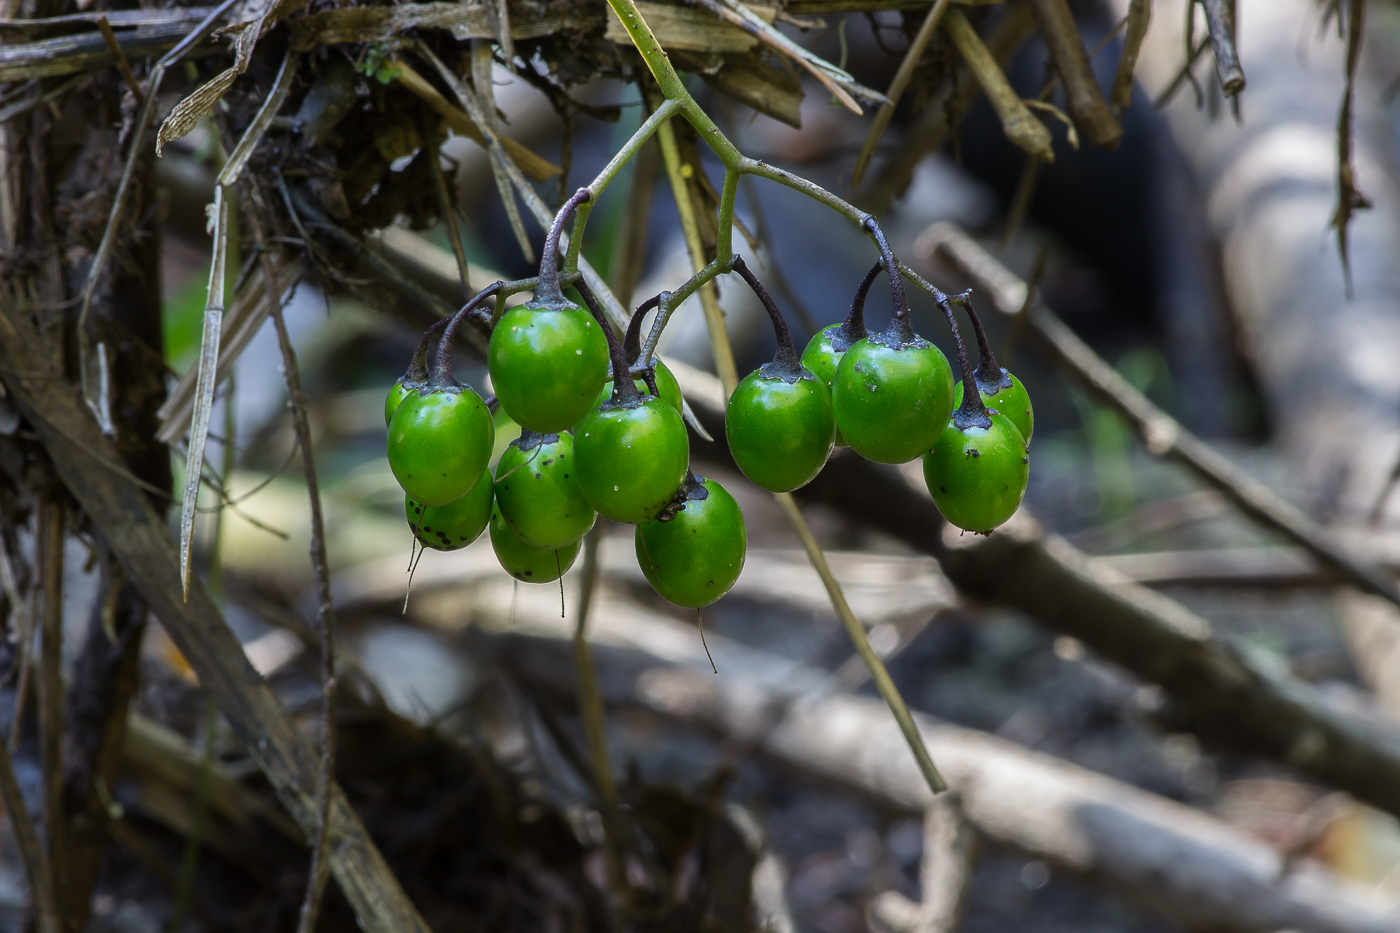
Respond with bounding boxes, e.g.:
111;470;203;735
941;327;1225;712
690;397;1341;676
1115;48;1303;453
732;257;801;374
537;187;593;307
837;259;881;349
404;316;449;384
625;294;662;364
577;277;640;405
939;294;992;429
955;292;1013;392
430;281;503;385
864;218;915;345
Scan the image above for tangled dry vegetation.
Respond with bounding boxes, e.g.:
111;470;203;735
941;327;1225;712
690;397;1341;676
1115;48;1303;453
4;0;1400;931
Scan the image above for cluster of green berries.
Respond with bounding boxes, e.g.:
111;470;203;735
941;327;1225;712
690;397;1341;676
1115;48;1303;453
726;234;1032;536
385;200;1030;614
386;195;746;608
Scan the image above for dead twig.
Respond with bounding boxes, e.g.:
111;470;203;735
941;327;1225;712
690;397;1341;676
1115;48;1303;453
1025;0;1121;147
1200;0;1245;96
943;9;1053;162
470;39;535;263
95;17;144;104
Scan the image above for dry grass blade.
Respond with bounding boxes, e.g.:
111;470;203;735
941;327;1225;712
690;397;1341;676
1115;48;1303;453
1110;0;1151;118
943;9;1053;162
470;40;535;263
423;114;473;297
851;0;952;187
691;0;883;113
178;186;229;600
217;48;296;187
157;252;303;444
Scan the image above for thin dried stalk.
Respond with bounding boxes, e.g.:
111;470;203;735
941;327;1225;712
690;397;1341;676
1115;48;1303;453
943;9;1053;162
423;115;473;298
1199;0;1245;96
851;0;953;187
244;205;339;933
35;500;64;911
1110;0;1152;117
691;0;881;113
655;117;739;391
95;16;144;103
0;727;57;933
1025;0;1121;148
571;529;630;911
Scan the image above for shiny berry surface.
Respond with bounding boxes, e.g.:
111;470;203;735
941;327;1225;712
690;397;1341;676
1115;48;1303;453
635;477;746;608
725;367;834;492
574;396;689;524
494;432;596;549
405;469;493;552
489;506;581;583
488;303;609;433
833;335;954;464
387;387;494;507
922;413;1029;533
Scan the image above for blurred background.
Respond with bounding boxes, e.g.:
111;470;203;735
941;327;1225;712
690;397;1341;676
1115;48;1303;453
11;0;1400;929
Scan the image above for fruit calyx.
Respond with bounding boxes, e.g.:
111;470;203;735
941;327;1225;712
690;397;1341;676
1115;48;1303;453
655;472;709;523
533;187;593;310
833;259;880;352
426;281;503;393
954;290;1015;395
514;430;561;453
864;217;918;348
733;257;807;383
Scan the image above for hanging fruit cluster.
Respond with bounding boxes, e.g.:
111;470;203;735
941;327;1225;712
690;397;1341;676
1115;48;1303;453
384;197;1030;610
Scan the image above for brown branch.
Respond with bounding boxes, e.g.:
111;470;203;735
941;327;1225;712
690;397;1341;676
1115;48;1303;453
0;294;428;932
490;625;1400;933
943;8;1053;163
1025;0;1121;148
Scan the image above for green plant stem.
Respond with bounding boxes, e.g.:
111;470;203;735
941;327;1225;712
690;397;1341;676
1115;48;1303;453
655;117;740;392
570;529;630;912
564;98;682;279
773;493;948;793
